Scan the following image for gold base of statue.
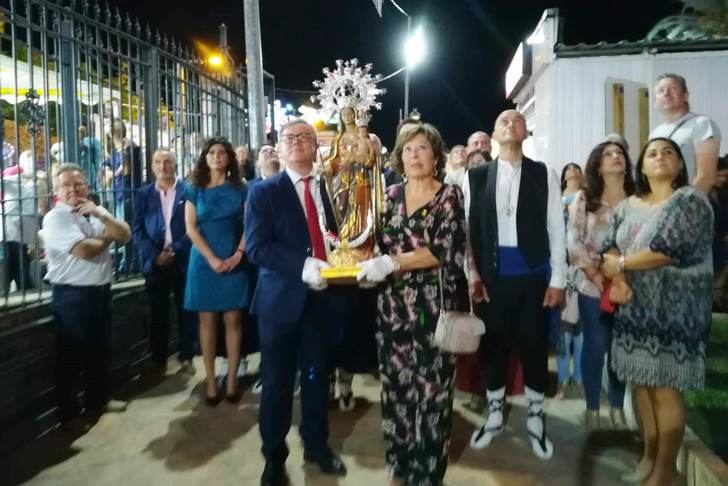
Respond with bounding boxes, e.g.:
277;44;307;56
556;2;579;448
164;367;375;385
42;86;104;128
320;246;373;285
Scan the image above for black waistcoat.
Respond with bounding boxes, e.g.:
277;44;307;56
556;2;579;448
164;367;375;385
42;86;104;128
468;157;550;285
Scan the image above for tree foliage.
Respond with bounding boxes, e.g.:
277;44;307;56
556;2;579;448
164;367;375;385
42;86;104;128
681;0;728;36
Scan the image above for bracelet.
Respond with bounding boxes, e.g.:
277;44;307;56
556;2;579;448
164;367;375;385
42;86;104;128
390;255;401;272
617;255;626;272
236;248;244;254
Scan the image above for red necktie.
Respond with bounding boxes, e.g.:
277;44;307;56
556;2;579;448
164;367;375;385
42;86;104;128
303;176;327;260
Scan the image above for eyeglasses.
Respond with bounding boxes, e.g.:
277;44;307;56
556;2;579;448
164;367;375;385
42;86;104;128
281;132;314;144
58;181;88;190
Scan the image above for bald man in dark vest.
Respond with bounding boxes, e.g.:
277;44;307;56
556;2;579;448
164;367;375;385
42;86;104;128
463;110;566;460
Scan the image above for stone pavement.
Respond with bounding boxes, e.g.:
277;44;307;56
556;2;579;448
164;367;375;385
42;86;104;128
3;356;641;486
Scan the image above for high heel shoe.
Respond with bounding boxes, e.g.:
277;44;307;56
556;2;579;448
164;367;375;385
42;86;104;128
225;389;242;404
203;384;222;407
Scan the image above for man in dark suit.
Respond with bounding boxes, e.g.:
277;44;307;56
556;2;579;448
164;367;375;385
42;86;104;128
133;148;196;373
246;120;347;485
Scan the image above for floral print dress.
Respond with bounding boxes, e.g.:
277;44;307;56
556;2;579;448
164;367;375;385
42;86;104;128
376;182;467;486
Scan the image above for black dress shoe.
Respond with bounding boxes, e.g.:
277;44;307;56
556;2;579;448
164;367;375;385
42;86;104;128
260;462;287;486
303;449;347;476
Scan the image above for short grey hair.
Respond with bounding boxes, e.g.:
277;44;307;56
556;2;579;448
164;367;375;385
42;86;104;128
54;162;87;188
55;162;86;180
153;147;177;165
280;119;315;136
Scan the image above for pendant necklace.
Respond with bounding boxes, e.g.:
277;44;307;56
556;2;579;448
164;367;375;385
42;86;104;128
505;165;522;216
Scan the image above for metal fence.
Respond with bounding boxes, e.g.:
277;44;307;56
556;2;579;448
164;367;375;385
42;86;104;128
0;0;273;309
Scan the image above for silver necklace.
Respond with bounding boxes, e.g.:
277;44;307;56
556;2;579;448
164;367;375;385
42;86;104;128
505;165;522;216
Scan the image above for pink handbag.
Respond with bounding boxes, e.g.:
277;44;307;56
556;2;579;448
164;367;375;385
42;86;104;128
433;269;485;354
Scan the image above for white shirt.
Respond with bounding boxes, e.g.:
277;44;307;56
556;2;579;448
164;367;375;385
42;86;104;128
650;111;722;181
41;202;113;286
444;167;466;188
462;159;567;288
284;166;329;255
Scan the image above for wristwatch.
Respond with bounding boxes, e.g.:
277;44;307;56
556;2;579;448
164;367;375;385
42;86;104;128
617;255;626;272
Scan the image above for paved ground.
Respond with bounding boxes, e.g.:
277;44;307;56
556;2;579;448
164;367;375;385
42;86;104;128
4;356;643;486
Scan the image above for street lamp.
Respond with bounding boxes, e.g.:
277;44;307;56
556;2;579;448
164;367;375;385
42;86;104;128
402;22;426;118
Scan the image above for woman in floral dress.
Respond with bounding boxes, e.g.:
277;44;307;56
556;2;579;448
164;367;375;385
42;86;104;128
601;138;713;486
357;123;468;486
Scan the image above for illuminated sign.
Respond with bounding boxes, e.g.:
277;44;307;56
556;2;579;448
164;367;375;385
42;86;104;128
505;42;532;99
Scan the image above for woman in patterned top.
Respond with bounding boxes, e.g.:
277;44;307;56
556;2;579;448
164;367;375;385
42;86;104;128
567;142;635;430
601;138;713;486
357;123;468;486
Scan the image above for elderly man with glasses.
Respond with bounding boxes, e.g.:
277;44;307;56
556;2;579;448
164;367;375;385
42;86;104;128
41;163;131;425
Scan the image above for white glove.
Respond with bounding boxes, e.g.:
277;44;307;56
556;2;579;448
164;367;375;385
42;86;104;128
302;257;331;291
357;255;397;283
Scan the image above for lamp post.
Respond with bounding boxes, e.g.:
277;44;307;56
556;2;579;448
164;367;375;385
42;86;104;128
402;22;426;118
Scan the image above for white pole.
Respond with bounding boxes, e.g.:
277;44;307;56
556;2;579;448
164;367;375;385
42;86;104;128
403;16;411;119
243;0;266;151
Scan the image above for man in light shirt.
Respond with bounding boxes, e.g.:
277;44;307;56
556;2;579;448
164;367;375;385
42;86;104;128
41;163;131;424
464;110;565;460
133;149;196;374
650;73;722;193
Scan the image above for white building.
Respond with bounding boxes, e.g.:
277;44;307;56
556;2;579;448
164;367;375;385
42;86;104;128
505;9;728;172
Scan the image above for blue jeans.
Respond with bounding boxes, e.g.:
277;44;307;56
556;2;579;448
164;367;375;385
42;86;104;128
556;324;583;384
579;294;625;410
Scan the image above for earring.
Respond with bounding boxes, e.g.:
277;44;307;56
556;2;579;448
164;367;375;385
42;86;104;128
433;167;439;176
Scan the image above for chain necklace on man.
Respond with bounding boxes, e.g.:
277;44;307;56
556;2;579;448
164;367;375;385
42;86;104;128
505;164;522;216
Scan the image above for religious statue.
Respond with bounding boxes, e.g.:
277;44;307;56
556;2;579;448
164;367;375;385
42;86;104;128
312;59;385;280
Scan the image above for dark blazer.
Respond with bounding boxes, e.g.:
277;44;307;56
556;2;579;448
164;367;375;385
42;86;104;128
245;171;342;342
132;180;191;274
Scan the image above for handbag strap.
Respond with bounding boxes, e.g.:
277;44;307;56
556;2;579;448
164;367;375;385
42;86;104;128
438;267;474;315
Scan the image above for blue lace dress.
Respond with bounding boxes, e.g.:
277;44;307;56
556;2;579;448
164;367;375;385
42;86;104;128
603;187;713;390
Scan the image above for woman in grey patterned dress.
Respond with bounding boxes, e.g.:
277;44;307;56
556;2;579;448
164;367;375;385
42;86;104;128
601;138;713;486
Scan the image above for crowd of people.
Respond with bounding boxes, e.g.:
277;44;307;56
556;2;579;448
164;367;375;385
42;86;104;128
35;72;725;486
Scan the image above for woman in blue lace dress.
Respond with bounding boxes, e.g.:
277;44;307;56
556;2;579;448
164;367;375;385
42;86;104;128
601;138;713;486
184;137;250;405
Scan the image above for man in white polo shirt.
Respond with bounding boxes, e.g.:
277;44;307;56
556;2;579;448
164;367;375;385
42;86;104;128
41;163;132;423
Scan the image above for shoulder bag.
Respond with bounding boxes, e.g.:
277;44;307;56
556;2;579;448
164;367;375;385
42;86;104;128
433;268;486;354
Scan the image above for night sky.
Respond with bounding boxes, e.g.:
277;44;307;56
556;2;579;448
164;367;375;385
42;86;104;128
108;0;683;148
